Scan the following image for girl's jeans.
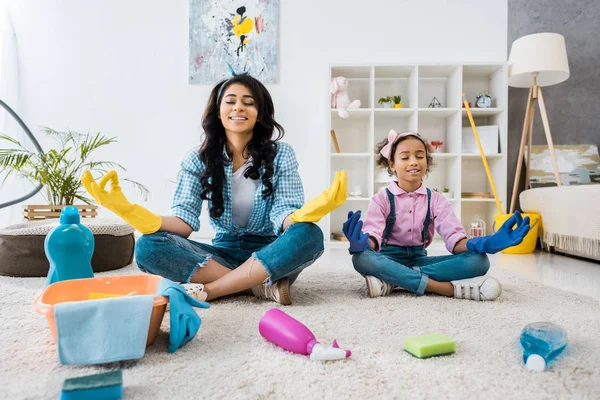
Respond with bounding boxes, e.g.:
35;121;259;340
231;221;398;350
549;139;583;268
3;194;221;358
135;222;324;286
352;245;490;295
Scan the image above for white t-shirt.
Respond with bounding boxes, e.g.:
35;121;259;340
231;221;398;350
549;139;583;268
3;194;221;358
231;161;259;227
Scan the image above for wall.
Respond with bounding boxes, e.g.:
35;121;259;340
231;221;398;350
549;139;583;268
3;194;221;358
507;0;600;210
0;0;507;236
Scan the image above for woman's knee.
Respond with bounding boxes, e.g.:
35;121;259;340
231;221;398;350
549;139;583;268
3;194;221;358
292;222;324;253
134;233;165;273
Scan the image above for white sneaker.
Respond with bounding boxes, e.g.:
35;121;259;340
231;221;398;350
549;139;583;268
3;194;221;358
451;276;502;301
365;275;394;297
166;283;208;311
182;283;209;302
251;278;291;305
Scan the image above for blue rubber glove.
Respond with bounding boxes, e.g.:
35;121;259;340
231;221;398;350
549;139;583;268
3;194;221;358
342;210;370;254
157;279;210;353
467;211;531;254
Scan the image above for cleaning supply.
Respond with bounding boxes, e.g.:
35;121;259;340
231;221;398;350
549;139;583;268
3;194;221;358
156;279;210;353
463;93;503;214
290;170;347;223
520;322;567;372
45;206;95;285
258;308;351;361
404;334;456;358
54;295;154;364
87;291;137;300
60;369;123;400
81;170;162;234
466;211;531;254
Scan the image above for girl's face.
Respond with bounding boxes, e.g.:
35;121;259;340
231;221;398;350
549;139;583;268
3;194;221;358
390;137;428;185
218;83;258;135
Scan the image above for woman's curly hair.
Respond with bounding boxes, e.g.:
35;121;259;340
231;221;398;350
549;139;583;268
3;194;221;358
375;133;434;177
199;74;284;219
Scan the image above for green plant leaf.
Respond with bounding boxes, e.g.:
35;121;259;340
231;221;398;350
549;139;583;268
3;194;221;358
122;178;151;201
1;127;149;205
0;133;27;148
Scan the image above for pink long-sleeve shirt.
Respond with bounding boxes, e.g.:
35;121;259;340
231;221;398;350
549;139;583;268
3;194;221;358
362;183;467;253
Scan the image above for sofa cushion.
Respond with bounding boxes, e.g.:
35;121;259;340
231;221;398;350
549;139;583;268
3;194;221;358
0;219;135;277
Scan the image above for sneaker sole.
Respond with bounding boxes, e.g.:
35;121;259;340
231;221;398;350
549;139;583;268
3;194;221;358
277;278;292;305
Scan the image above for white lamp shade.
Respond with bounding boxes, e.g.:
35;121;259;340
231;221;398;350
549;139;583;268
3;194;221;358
508;32;570;88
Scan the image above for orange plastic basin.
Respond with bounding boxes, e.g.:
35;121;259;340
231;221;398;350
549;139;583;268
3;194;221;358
32;274;168;346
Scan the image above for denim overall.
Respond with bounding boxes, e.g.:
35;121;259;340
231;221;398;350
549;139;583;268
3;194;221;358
352;188;490;295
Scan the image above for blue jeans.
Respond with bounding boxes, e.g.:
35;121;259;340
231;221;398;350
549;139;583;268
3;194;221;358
134;222;324;286
352;245;490;295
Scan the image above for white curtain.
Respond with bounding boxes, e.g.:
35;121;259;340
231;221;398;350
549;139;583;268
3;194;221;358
0;1;26;228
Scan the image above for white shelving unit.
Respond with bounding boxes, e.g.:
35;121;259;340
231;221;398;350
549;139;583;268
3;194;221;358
327;64;508;247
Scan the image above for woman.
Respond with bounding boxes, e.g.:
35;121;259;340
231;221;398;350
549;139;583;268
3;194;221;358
82;74;346;305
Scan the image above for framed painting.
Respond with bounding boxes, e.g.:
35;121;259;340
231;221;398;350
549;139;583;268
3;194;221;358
189;0;279;84
525;144;600;187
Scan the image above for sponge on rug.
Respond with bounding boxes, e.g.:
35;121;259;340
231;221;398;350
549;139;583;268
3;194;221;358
60;369;123;400
403;334;456;358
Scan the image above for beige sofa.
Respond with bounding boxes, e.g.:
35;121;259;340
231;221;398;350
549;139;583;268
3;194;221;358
520;185;600;261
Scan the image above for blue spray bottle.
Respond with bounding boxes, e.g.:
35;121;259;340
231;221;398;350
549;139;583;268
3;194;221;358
45;206;95;285
520;322;567;372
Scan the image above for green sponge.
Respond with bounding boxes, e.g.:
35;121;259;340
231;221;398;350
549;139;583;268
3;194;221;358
404;334;456;358
61;370;123;400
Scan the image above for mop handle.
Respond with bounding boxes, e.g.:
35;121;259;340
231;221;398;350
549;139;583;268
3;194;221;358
462;93;503;215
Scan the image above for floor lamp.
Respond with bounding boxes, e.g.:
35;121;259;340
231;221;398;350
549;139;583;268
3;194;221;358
508;32;570;213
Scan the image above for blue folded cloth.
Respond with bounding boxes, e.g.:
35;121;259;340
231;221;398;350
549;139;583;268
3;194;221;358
156;279;210;353
54;295;154;365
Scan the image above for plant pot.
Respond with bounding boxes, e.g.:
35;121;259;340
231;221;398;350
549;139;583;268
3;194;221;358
442;192;452;200
394;104;403;108
382;103;393;108
24;204;98;221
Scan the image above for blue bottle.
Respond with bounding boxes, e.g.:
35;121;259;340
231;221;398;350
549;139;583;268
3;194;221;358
520;322;567;372
45;206;95;285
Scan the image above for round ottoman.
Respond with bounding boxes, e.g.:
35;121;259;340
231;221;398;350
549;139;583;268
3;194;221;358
0;218;135;277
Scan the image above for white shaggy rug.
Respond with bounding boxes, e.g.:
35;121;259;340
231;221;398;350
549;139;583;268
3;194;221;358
1;248;599;400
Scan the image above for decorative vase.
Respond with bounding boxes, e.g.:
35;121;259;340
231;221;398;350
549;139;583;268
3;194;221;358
442;192;452;200
24;204;98;221
382;103;393;109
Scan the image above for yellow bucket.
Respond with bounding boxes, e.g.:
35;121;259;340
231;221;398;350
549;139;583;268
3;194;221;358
493;213;541;254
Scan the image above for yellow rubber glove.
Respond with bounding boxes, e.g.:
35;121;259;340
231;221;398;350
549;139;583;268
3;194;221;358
290;170;347;223
81;170;162;234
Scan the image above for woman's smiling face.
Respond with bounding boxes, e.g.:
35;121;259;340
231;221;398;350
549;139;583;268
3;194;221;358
219;83;259;135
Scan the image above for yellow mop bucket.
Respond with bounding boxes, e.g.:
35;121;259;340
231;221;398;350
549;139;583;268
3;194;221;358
493;213;541;254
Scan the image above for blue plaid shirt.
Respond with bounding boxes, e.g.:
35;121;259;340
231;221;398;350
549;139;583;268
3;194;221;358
169;142;304;237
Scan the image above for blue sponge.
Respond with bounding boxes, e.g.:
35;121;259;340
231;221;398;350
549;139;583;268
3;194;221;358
60;370;123;400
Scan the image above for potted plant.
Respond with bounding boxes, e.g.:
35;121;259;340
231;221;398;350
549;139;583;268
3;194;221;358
392;95;403;108
0;127;149;220
442;187;452;200
378;96;393;108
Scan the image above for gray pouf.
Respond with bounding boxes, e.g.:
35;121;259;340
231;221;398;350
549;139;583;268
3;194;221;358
0;218;135;277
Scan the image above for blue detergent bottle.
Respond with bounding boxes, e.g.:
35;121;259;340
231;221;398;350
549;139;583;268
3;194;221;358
520;322;567;372
45;206;95;285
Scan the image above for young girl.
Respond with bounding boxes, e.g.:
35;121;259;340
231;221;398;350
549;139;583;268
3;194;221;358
82;74;347;305
343;130;530;301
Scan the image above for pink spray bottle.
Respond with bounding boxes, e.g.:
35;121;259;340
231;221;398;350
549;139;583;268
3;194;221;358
258;308;351;361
